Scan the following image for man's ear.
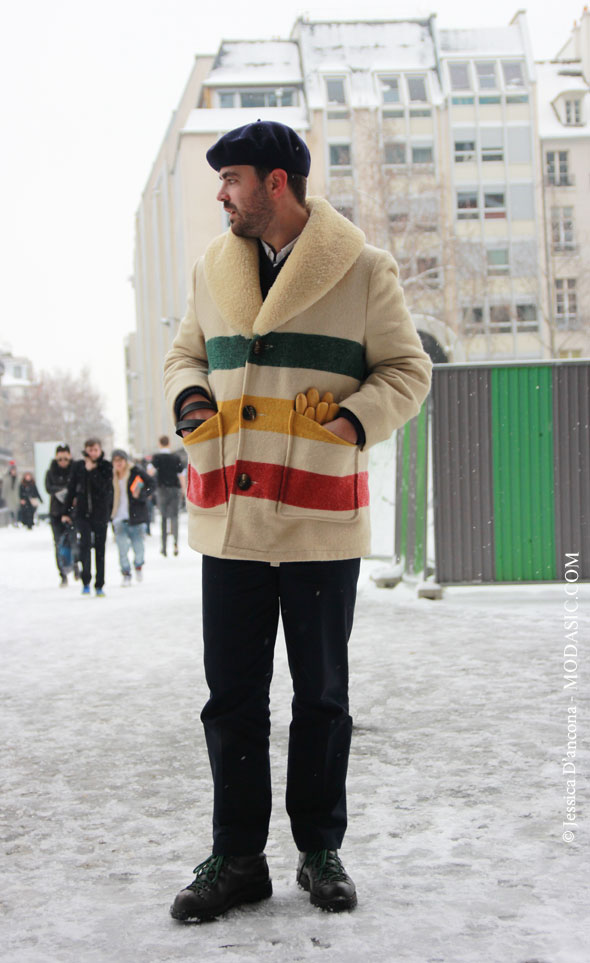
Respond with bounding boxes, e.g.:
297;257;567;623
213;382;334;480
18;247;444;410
267;168;288;199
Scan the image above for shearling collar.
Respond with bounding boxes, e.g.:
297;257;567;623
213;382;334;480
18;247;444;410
203;196;366;338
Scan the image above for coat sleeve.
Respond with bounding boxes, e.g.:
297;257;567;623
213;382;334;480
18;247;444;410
163;258;212;424
337;250;433;450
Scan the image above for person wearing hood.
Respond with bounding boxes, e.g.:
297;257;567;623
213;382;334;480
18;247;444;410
111;449;153;586
62;438;113;597
45;444;74;586
18;471;42;529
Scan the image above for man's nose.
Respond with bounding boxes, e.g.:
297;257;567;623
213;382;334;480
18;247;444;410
217;184;228;202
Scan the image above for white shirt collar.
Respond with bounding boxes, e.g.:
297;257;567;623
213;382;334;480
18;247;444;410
260;236;299;266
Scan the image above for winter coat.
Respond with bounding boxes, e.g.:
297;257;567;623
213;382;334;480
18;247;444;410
151;451;183;488
111;465;154;526
45;459;75;517
19;479;42;527
63;453;113;524
3;471;19;513
164;196;432;563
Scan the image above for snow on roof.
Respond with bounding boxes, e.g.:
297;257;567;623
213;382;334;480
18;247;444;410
536;61;590;140
181;106;309;135
438;26;524;57
295;20;441;108
204;41;302;87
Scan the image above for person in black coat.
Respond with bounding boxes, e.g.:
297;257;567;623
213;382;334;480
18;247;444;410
19;472;42;529
62;437;113;596
111;448;154;585
45;444;75;586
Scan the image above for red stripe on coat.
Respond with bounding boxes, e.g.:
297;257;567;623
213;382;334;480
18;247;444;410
187;461;369;513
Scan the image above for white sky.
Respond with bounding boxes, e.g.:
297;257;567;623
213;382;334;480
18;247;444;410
0;0;583;447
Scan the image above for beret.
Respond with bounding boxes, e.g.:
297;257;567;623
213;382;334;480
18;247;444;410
206;120;311;176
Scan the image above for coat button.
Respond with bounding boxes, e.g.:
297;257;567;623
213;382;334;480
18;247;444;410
237;473;251;491
253;339;263;355
242;405;257;421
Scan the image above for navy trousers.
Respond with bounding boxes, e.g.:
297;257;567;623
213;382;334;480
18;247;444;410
201;555;360;856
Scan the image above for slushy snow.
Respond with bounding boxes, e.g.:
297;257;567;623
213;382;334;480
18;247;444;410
1;519;587;963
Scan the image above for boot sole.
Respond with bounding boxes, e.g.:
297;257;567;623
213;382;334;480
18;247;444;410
170;879;273;922
297;874;357;912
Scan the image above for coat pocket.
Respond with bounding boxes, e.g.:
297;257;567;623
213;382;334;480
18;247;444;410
277;410;362;522
183;412;228;516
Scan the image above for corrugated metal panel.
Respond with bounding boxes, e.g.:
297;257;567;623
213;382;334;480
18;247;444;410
394;403;428;575
432;367;495;583
491;366;556;580
553;363;590;579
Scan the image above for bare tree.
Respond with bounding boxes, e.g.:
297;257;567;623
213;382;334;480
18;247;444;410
6;367;113;466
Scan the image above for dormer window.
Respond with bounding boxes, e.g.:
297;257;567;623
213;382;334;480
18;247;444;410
407;75;427;102
326;78;346;105
565;98;582;124
502;61;525;88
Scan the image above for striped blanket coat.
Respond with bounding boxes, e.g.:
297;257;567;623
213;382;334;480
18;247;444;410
164;196;432;562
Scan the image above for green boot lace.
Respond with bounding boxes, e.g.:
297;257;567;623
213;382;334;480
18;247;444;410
186;854;225;893
305;850;349;882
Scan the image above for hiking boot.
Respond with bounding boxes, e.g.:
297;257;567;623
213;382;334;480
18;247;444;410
296;850;357;912
170;853;272;922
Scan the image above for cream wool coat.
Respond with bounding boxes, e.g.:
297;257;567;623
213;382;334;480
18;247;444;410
164;197;432;562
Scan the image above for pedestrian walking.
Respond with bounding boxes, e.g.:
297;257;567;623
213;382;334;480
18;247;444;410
151;436;183;557
3;463;20;525
163;120;432;921
62;438;112;597
18;472;42;529
45;444;74;586
111;449;153;586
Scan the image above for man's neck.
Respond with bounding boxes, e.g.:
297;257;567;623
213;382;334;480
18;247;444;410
260;205;309;253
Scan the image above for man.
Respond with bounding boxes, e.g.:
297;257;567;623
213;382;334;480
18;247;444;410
3;462;20;525
62;438;113;597
151;436;183;557
164;120;432;921
111;448;153;585
45;444;75;586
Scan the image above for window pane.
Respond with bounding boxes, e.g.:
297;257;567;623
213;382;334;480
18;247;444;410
502;61;524;87
241;91;266;108
380;77;400;103
326;78;346;104
412;146;433;164
476;61;497;89
407;76;427;102
487;249;508;265
385;143;406;164
281;89;294;106
484;192;505;207
329;144;351;166
457;191;479;218
219;92;234;108
455;140;476;162
450;62;470;90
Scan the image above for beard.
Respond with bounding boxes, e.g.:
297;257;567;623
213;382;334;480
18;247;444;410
226;182;273;238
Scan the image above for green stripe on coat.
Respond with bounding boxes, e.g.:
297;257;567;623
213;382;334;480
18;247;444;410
206;332;366;380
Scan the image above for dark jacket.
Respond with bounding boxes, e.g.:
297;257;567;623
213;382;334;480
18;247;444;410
64;453;113;524
45;459;75;517
112;465;154;526
152;451;183;488
19;479;42;527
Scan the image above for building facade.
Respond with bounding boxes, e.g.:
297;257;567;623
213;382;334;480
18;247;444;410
129;13;590;452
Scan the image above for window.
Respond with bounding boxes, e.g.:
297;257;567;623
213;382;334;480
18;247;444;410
546;151;572;186
476;61;497;89
389;212;409;233
416;256;440;286
219;91;234;108
457;191;479;219
516;304;538;331
565;99;582;124
380;77;400;103
452;96;475;105
409;108;431;117
487;248;509;275
551;207;575;252
489;304;512;332
454;140;476;162
384;142;406;165
556;279;577;327
326;78;346;105
462;306;484;329
239;88;296;108
407;75;427;102
481;130;504;162
336;205;354;222
502;61;525;88
412;145;433;164
449;62;470;90
479;96;501;105
329;144;351;169
383;108;404;118
484;192;506;218
506;94;529;103
240;91;266;108
13;364;23;379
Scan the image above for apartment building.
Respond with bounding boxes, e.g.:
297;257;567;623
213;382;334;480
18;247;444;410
129;13;588;451
536;8;590;358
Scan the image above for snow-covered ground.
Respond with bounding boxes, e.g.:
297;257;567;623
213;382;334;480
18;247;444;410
1;519;587;963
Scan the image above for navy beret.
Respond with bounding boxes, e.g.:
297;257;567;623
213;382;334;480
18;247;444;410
206;120;311;176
